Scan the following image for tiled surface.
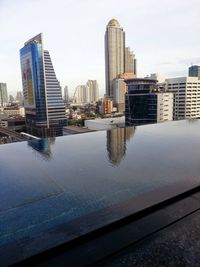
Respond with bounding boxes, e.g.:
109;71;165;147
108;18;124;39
103;210;200;267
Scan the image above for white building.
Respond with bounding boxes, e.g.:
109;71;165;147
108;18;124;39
166;77;200;120
73;85;87;104
0;83;8;107
86;80;99;103
156;92;174;122
85;117;125;130
113;78;126;113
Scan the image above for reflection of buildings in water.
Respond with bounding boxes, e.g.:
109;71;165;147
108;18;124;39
107;127;135;166
27;138;55;160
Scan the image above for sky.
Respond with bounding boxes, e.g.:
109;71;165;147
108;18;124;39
0;0;200;97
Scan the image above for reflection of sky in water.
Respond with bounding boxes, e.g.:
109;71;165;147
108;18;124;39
0;120;200;247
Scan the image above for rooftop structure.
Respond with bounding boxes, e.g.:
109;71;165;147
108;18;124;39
84;116;125;130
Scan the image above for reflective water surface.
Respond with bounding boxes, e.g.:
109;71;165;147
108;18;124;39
1;120;200;256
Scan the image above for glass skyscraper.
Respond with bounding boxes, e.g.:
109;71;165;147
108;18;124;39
20;33;66;137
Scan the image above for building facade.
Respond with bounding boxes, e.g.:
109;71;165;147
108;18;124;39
86;80;99;103
103;97;113;114
105;19;137;110
105;19;125;97
20;33;66;137
125;78;173;126
113;73;136;113
16;91;23;105
73;81;99;104
125;47;136;75
73;85;87;104
166;77;200;120
64;86;69;103
0;83;8;107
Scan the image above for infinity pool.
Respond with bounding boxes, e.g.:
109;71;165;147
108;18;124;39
1;120;200;264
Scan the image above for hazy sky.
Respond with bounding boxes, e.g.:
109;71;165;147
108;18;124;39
0;0;200;97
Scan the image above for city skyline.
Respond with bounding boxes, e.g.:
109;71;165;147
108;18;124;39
1;0;200;96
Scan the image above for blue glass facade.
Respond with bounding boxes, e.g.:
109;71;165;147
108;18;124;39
20;34;66;137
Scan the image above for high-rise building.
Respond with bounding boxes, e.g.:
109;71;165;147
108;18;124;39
73;81;99;104
125;78;173;126
105;19;137;102
188;65;200;79
0;83;8;107
86;80;99;103
73;85;87;104
20;33;66;137
105;19;125;98
64;86;69;103
166;77;200;120
16;91;23;105
125;47;136;75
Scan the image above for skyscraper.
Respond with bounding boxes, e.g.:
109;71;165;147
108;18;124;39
73;85;87;104
16;91;23;105
0;83;8;107
64;86;69;103
105;19;137;99
20;33;66;137
86;80;99;103
125;47;136;75
105;19;125;98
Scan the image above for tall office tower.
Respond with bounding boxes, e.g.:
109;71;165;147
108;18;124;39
0;83;8;107
166;77;200;120
125;47;137;76
64;86;69;103
125;78;173;126
86;80;99;103
188;65;200;79
20;33;66;138
73;85;87;104
105;19;125;97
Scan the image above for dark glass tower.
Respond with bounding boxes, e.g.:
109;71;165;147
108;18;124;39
20;33;66;138
188;65;200;79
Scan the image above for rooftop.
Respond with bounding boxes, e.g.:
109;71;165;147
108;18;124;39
1;120;200;266
107;19;120;27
